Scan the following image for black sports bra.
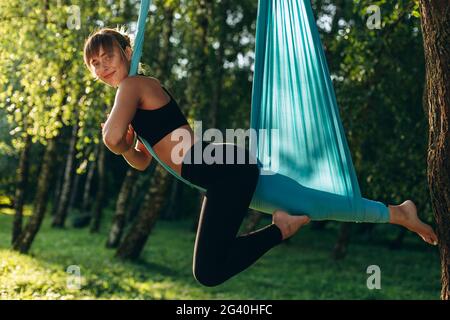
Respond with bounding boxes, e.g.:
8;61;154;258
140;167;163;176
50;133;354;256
131;87;189;147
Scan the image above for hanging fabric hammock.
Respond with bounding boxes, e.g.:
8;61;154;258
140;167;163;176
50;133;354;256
129;0;389;223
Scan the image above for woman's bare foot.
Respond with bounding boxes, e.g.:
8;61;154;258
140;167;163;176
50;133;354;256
272;210;311;240
389;200;438;246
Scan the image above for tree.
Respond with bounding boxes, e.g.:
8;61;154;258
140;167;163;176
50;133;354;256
80;157;96;215
11;134;31;244
106;167;139;248
12;139;57;253
418;0;450;300
312;0;432;255
52;110;80;228
0;0;121;252
116;164;171;260
1;0;73;253
90;142;106;233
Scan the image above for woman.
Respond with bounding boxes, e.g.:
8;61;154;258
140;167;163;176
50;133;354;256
84;28;438;287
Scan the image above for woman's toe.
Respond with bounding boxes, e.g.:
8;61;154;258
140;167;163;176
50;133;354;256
298;215;311;225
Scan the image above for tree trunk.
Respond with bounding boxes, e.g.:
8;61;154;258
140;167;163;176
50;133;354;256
50;126;72;217
68;170;80;211
106;168;139;248
157;5;174;78
419;0;450;300
115;164;171;260
332;223;352;260
125;163;156;224
52;119;79;228
81;156;97;214
90;143;106;233
71;156;96;229
186;0;211;121
209;0;226;129
12;139;57;253
50;158;65;216
12;134;31;244
162;179;183;220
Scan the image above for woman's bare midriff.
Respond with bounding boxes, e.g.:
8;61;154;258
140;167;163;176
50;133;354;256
150;124;200;176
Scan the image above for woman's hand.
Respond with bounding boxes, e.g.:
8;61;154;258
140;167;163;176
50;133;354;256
123;124;136;152
100;122;136;153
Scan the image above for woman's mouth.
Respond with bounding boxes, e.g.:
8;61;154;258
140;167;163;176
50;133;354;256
104;71;115;79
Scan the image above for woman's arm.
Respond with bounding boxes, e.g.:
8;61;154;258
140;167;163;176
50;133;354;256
102;77;141;154
122;139;153;171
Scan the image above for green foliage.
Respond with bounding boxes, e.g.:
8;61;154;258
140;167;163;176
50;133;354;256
0;1;130;174
0;1;440;298
313;0;430;218
0;0;433;209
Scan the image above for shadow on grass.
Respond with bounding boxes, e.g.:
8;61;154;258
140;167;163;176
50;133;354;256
122;257;182;279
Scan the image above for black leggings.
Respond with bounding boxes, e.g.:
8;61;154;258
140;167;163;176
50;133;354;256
181;141;283;287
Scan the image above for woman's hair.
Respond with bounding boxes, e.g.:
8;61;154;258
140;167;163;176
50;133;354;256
83;27;132;70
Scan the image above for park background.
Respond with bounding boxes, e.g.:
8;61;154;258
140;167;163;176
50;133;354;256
0;0;447;299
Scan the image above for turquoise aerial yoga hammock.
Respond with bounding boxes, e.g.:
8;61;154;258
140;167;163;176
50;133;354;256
129;0;390;223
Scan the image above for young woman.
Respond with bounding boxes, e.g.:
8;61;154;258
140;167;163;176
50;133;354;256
84;28;438;287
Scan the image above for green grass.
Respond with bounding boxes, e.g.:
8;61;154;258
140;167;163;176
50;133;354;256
0;208;441;300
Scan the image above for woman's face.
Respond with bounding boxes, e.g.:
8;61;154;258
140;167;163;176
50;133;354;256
89;45;131;87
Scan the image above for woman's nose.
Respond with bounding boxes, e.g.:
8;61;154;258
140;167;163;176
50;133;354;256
99;64;111;77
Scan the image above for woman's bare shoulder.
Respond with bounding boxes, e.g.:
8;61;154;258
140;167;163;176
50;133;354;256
122;75;161;87
126;76;168;109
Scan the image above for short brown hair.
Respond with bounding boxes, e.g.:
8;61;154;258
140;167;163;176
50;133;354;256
83;27;132;70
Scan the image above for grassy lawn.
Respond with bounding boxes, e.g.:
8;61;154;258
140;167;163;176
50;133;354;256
0;208;441;300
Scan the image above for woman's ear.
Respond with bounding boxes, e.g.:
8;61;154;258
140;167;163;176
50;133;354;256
125;46;132;62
